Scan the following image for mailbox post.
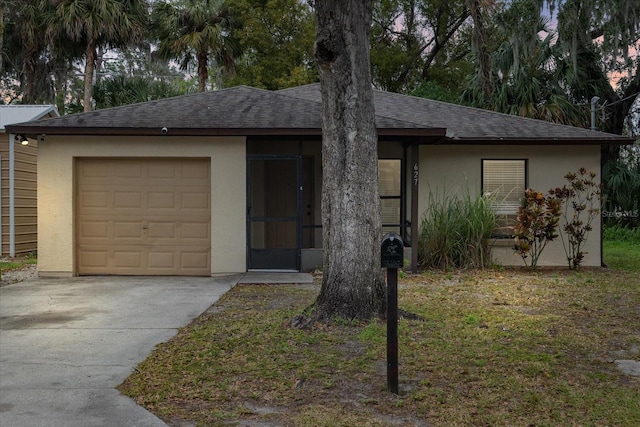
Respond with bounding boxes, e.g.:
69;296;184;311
381;232;403;394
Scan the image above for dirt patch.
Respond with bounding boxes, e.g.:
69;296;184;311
0;263;37;287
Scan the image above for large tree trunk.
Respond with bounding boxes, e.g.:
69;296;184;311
83;42;97;112
22;54;37;104
197;51;209;92
313;0;385;321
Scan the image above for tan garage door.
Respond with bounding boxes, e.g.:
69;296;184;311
76;158;211;276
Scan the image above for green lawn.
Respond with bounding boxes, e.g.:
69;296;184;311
120;266;640;427
604;239;640;271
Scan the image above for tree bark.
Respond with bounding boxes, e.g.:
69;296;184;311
313;0;385;321
198;51;209;92
83;42;96;112
22;55;37;104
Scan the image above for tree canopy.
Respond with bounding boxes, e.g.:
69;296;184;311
48;0;149;111
225;0;317;90
151;0;240;92
1;0;637;133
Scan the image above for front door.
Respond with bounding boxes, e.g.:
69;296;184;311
247;156;300;270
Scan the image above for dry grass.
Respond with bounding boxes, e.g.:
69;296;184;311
119;268;639;427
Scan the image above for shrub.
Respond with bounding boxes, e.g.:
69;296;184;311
513;188;562;268
418;188;497;270
603;158;640;228
550;168;602;270
603;225;640;243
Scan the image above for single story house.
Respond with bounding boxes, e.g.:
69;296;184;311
6;84;632;276
0;105;59;257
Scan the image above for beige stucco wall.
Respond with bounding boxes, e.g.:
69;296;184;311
37;135;246;276
419;145;602;267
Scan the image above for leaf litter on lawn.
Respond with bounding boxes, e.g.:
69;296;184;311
119;269;639;427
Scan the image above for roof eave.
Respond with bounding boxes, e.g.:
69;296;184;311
6;126;449;139
440;136;635;145
4;126;325;137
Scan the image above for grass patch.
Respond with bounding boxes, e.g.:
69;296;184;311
604;239;640;271
119;270;640;427
0;253;37;274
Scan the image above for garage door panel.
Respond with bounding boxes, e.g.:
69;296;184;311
79;161;109;178
114;162;143;178
77;159;211;276
182;162;210;179
80;221;109;238
78;250;109;268
181;251;210;269
148;192;177;209
80;191;110;208
148;222;176;239
114;221;143;239
114;191;144;208
182;192;210;210
148;163;178;178
114;251;143;268
182;222;210;239
147;252;176;269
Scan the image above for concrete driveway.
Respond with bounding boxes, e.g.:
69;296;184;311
0;275;239;427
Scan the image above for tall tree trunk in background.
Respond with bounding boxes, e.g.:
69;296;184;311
83;42;96;112
22;55;37;104
313;0;385;321
468;0;492;99
95;45;105;84
197;51;209;92
0;0;4;73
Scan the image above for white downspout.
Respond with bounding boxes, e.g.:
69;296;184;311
9;133;15;257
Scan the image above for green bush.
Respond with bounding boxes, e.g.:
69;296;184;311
602;147;640;228
418;188;497;270
603;225;640;243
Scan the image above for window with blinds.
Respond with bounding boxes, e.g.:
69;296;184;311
482;159;527;236
379;159;401;234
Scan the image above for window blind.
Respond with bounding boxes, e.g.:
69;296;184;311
482;159;526;214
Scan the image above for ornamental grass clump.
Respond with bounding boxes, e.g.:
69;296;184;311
513;188;562;268
418;188;497;269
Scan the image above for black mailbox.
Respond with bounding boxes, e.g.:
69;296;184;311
381;232;404;269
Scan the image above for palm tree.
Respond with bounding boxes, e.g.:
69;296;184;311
532;0;639;134
463;0;588;126
3;0;50;103
47;0;149;112
93;75;184;108
151;0;240;92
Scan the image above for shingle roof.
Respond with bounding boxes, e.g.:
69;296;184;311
5;84;632;144
280;84;631;143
